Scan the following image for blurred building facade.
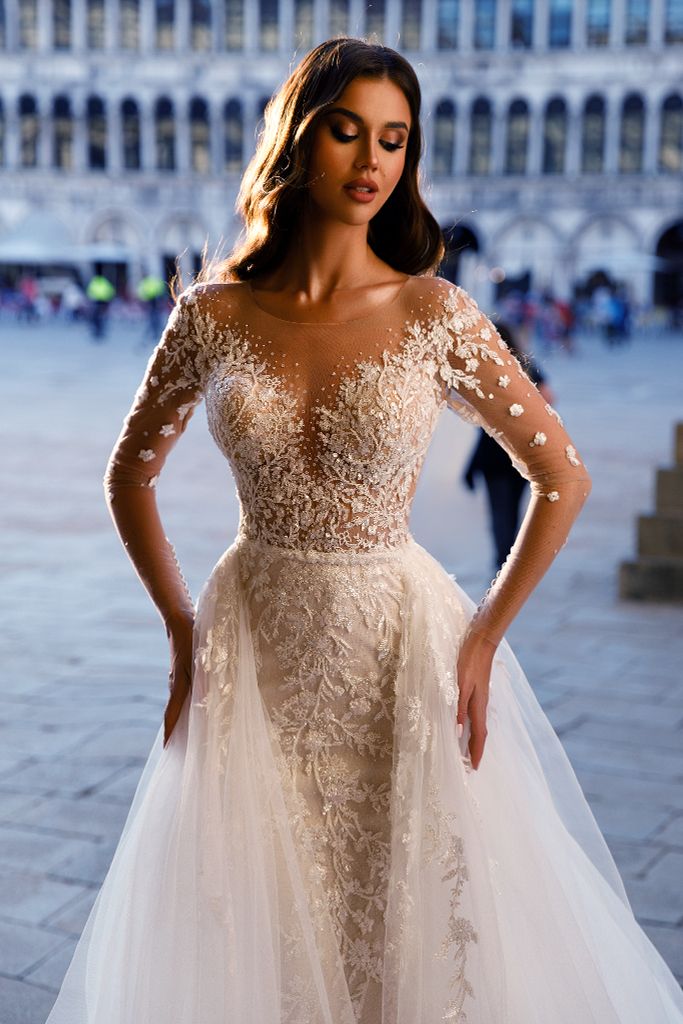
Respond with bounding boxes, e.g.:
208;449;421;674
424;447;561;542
0;0;682;307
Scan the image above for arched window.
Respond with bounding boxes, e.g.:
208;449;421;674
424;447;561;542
53;0;71;49
155;97;176;170
18;0;38;48
190;97;211;173
586;0;610;46
433;99;455;176
329;0;349;36
625;0;648;44
191;0;211;50
294;0;313;50
437;0;459;48
505;99;529;174
156;0;175;50
473;0;496;48
223;98;243;172
86;95;107;169
365;0;385;41
402;0;422;49
53;95;73;170
548;0;571;47
19;94;39;167
119;0;139;48
469;97;492;175
511;0;533;48
121;98;141;170
260;0;279;50
665;0;683;43
619;93;644;173
224;0;243;49
659;93;683;172
581;94;605;173
87;0;105;48
542;96;567;173
0;3;5;49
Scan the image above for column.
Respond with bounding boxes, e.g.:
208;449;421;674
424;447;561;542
140;0;155;51
455;93;471;176
73;94;88;172
604;91;621;173
348;0;364;37
38;0;51;49
106;0;119;51
176;0;191;53
38;91;52;169
496;0;511;50
244;0;259;53
491;101;507;175
533;0;549;49
5;0;18;49
643;94;660;173
565;101;582;175
211;97;223;175
609;0;625;47
141;99;155;172
5;94;20;169
176;93;190;174
459;0;474;51
107;95;121;173
421;0;437;51
384;0;400;48
279;0;294;53
314;0;328;43
214;0;225;51
650;0;666;47
72;0;87;50
572;0;586;48
527;101;543;174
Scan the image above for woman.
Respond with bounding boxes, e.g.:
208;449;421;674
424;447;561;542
45;38;683;1024
462;321;554;571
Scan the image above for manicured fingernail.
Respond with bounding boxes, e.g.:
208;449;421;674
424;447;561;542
457;722;463;739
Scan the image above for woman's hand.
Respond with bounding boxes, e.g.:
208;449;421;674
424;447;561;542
163;609;195;748
455;628;497;770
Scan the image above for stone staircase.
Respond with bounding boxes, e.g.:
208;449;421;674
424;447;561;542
620;422;683;602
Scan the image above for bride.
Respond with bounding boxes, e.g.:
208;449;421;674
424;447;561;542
45;36;683;1024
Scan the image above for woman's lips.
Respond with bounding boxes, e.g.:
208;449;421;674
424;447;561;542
343;186;377;204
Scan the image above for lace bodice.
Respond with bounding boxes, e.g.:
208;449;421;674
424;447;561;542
103;275;591;646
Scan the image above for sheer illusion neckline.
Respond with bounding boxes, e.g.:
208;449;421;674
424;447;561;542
244;276;412;326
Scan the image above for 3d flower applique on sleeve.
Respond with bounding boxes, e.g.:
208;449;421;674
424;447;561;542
430;279;593;649
103;285;205;501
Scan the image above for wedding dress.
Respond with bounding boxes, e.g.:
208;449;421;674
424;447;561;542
45;275;683;1023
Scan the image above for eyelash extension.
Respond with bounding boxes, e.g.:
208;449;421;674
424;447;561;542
330;126;405;152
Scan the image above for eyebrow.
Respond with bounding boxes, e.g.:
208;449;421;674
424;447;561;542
324;106;410;131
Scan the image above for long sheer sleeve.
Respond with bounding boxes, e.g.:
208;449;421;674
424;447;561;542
431;279;592;648
102;286;205;627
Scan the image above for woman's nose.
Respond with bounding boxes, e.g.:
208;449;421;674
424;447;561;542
355;140;379;171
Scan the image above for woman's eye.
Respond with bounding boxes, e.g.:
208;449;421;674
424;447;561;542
331;126;358;143
380;140;404;152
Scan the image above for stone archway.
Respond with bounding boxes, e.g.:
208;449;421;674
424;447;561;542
654;220;683;317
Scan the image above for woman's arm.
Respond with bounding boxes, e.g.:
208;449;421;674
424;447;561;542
103;286;204;628
433;278;592;649
103;287;205;744
430;279;591;768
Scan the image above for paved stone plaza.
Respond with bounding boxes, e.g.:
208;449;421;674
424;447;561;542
1;311;682;1022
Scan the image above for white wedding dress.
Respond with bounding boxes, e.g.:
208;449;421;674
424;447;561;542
45;275;683;1023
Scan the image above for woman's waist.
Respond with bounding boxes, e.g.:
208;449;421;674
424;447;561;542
234;524;417;565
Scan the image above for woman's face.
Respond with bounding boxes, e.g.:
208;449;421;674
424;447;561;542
306;76;412;225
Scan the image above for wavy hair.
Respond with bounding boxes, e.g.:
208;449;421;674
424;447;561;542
175;37;444;295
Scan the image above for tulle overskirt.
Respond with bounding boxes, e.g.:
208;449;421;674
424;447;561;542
45;534;683;1023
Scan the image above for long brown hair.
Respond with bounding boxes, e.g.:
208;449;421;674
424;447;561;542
177;37;445;295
